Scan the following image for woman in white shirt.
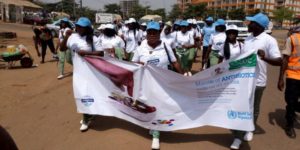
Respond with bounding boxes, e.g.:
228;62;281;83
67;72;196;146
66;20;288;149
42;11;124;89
124;18;142;60
204;19;227;68
101;24;125;60
218;25;245;150
175;20;195;76
56;18;73;79
60;17;103;132
218;25;243;62
132;21;182;150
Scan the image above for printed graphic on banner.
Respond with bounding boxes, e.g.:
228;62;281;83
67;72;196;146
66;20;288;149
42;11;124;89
73;51;257;132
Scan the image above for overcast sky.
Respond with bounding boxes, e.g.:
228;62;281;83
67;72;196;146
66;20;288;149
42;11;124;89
39;0;177;12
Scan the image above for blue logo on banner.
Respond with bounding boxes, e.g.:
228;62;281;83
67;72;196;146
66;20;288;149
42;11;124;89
81;97;94;107
227;110;237;119
227;110;252;120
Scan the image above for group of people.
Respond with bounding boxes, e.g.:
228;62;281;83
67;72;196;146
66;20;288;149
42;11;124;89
32;12;300;150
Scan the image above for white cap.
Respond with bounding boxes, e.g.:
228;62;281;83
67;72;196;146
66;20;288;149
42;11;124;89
187;19;193;24
105;24;115;29
192;19;197;25
141;22;147;26
226;24;238;31
128;18;136;23
97;24;106;30
124;20;129;24
165;21;172;26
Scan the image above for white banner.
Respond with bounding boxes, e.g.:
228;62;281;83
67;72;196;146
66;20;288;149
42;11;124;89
73;50;257;132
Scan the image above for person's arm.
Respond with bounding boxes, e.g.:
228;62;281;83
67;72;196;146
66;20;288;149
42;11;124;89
172;61;183;74
257;49;282;66
60;30;72;52
277;55;289;91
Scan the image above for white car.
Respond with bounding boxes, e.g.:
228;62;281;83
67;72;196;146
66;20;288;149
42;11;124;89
46;19;75;37
225;20;251;41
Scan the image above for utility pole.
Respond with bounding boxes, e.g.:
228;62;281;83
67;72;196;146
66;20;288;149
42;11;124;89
79;0;82;16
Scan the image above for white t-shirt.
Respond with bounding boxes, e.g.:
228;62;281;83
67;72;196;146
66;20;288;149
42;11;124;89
132;40;177;69
58;27;72;42
118;25;128;36
101;35;125;49
161;32;176;49
209;32;226;51
243;32;281;86
219;41;244;59
175;31;194;48
124;29;142;53
66;33;103;63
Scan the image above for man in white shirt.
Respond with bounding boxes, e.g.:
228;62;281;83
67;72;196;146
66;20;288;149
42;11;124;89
230;13;282;149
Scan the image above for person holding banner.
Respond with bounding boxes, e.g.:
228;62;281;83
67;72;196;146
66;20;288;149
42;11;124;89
217;24;246;149
132;21;182;149
230;13;282;146
60;17;103;132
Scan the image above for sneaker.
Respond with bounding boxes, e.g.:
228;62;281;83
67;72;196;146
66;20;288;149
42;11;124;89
243;131;253;141
188;71;192;76
285;126;296;138
184;72;188;76
230;138;242;150
151;138;160;149
57;74;64;79
79;120;91;132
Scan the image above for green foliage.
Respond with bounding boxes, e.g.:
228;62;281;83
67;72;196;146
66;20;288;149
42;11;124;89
228;8;246;20
167;4;182;21
216;9;227;19
104;4;121;14
149;8;166;21
183;3;207;19
248;9;261;15
272;7;294;26
129;4;147;20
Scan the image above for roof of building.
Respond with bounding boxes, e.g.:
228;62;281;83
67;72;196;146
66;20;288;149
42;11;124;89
0;0;42;9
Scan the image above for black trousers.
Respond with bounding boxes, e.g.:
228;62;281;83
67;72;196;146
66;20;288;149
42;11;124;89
285;78;300;126
41;39;56;62
202;46;210;68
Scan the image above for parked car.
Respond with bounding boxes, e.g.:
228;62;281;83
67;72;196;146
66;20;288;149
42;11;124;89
46;19;75;37
225;20;251;41
23;15;49;25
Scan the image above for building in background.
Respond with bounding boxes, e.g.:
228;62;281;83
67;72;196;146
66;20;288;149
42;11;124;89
186;0;300;26
0;0;41;23
120;0;139;18
177;0;192;12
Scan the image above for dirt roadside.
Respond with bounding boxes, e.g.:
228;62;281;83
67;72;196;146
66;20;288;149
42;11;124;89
0;22;299;150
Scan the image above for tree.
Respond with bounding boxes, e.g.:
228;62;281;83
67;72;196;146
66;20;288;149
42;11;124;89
129;4;146;20
228;8;246;20
183;3;207;19
167;4;182;21
216;9;227;19
150;8;166;21
248;9;261;16
273;7;294;26
104;4;121;14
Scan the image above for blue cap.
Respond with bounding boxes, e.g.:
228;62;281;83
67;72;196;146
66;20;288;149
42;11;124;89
174;20;181;25
214;19;225;26
246;13;269;29
180;20;189;27
206;17;213;22
61;17;69;22
75;17;92;27
146;21;160;30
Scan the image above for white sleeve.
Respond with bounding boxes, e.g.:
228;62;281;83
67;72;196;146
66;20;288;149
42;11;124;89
66;34;73;49
267;37;281;59
165;43;177;62
93;36;103;51
131;46;141;62
118;36;125;49
189;33;195;45
218;44;225;57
